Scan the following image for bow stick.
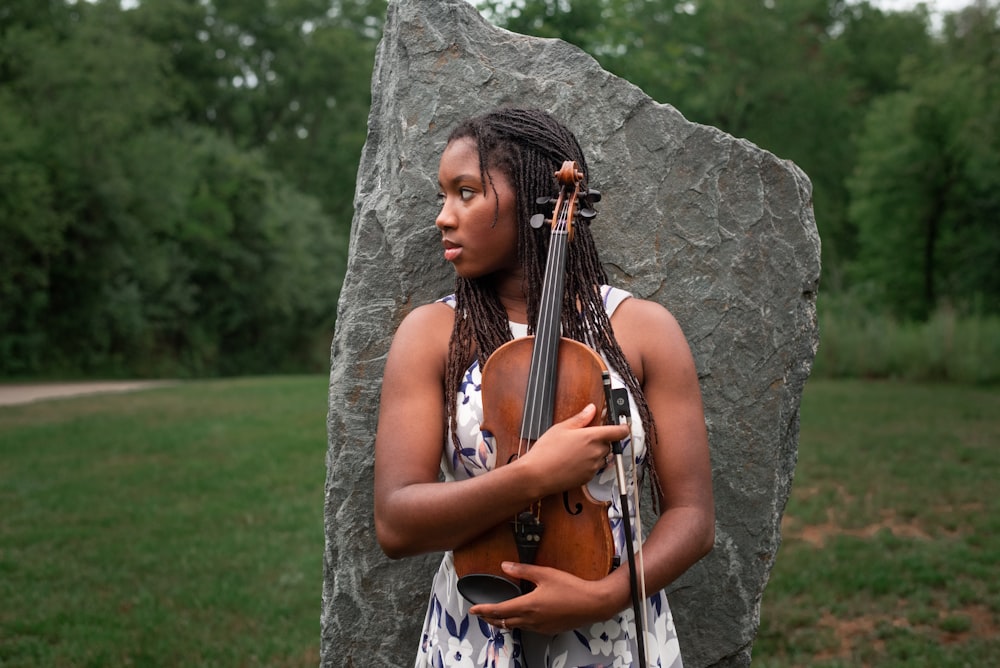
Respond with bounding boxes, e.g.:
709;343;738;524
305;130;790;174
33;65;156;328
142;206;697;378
603;372;649;668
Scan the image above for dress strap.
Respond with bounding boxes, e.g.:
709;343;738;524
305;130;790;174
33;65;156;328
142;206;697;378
601;284;633;318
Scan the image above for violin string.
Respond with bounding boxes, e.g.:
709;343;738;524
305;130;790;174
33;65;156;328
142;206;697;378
522;176;571;441
522;177;573;524
535;217;566;524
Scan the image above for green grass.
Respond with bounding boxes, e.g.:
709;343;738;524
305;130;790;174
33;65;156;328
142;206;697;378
2;376;998;666
0;376;329;667
754;379;1000;667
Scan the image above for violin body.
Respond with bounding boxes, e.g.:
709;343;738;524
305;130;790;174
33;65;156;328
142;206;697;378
452;335;615;605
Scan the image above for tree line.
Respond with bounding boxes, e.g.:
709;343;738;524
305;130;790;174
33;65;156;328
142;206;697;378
1;0;382;376
480;0;999;321
0;0;996;378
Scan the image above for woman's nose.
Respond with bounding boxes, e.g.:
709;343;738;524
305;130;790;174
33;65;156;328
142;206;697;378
435;198;455;231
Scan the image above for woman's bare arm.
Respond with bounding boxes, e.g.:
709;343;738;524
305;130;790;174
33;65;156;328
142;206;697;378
373;302;629;558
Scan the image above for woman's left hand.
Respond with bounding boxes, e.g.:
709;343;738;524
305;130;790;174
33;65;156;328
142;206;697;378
468;561;624;635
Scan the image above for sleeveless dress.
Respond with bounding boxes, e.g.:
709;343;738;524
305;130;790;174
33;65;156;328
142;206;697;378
415;286;684;668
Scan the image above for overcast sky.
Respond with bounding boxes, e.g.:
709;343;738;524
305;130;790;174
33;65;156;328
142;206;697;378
870;0;973;11
111;0;978;20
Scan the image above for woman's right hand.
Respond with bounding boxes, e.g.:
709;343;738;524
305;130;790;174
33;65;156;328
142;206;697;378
516;403;630;498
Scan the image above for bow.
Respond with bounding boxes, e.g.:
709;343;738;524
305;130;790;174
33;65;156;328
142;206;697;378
603;372;649;668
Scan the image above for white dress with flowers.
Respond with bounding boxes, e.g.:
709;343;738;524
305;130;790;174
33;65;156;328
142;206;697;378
414;286;684;668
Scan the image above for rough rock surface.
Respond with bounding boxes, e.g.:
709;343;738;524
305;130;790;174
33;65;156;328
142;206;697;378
321;1;820;665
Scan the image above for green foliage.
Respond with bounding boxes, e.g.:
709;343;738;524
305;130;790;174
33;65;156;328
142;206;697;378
1;0;996;378
848;1;1000;319
813;293;1000;383
127;0;383;220
0;90;66;372
0;0;376;377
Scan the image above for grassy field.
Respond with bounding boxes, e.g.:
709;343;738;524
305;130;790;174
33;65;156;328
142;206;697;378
0;376;329;667
1;376;998;666
755;379;1000;667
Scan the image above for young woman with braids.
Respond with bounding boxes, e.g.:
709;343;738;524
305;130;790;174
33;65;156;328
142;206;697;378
374;108;714;668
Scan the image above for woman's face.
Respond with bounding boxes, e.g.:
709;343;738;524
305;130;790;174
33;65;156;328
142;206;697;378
435;137;520;281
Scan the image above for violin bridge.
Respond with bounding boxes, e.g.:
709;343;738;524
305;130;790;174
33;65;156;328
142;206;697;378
510;511;544;565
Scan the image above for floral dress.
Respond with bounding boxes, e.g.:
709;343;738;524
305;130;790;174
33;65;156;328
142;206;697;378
415;286;684;668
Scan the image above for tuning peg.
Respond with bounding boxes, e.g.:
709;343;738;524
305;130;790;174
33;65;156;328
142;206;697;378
578;207;597;220
530;213;547;229
587;189;601;203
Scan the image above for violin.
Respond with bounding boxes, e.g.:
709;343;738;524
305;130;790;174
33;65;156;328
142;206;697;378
452;161;615;606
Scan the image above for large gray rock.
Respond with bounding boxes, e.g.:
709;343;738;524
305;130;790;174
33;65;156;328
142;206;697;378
321;1;820;665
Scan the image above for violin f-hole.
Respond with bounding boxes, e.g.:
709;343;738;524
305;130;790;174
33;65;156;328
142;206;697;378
562;491;583;515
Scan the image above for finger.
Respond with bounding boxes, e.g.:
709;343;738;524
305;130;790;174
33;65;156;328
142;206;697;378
490;616;514;631
583;423;630;445
501;559;553;584
468;603;501;618
600;422;631;441
468;611;514;631
469;601;519;621
564;402;597;427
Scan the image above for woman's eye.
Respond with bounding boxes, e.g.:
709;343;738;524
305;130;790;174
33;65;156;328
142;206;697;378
438;187;477;206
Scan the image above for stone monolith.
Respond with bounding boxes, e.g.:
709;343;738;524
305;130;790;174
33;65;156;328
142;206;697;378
322;1;820;665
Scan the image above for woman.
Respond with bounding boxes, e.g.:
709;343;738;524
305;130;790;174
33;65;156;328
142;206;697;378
374;108;714;668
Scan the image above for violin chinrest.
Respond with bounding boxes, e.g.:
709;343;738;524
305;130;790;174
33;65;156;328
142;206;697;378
457;573;522;605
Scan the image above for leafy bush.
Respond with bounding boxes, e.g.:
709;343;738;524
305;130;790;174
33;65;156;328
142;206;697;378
813;293;1000;383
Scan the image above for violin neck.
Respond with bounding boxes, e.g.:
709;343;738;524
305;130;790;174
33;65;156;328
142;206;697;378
521;225;569;440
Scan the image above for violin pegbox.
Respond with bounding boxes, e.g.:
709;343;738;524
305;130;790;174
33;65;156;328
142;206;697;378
530;195;553;230
578;189;601;222
529;162;600;238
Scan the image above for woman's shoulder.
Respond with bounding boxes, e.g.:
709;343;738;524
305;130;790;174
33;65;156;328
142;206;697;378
382;299;455;384
601;284;631;317
601;285;675;325
608;292;689;368
389;299;454;356
611;293;677;325
601;285;676;320
396;299;455;336
436;293;457;309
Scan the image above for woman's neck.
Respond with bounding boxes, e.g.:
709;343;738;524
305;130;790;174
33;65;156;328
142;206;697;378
491;271;528;325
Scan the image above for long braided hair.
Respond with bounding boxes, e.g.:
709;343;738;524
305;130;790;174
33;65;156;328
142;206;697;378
443;108;657;487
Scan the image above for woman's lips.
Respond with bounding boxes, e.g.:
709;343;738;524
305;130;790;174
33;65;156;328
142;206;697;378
443;241;462;262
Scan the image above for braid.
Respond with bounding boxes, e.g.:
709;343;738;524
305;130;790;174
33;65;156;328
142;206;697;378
442;108;660;499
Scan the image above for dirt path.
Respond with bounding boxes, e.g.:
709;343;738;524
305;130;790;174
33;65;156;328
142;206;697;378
0;381;175;407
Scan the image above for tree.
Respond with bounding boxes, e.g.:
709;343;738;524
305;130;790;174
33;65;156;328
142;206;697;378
473;1;938;292
0;90;65;373
0;0;350;376
1;1;184;373
127;0;384;232
848;1;1000;318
